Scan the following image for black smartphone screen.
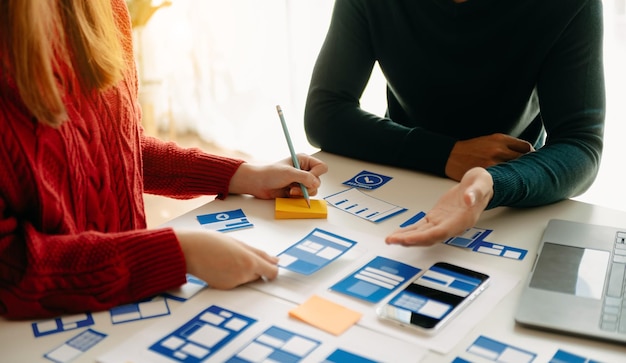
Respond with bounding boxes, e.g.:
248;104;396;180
385;262;489;329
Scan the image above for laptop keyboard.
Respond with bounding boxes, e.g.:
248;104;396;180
600;231;626;333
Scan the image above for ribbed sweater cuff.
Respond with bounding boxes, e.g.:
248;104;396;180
486;167;523;209
121;228;187;300
181;152;245;199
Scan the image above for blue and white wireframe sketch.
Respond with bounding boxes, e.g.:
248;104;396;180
149;305;256;363
32;313;95;338
324;188;407;223
277;228;357;275
225;325;321;362
330;256;421;303
197;208;253;232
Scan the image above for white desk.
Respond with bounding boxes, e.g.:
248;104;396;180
1;151;625;362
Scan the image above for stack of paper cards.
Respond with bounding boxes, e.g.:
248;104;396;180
275;198;327;219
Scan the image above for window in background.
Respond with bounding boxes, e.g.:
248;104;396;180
136;0;334;161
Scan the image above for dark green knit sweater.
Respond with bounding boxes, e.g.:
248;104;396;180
305;0;605;208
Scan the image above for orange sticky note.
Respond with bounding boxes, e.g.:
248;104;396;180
288;295;362;336
275;198;327;219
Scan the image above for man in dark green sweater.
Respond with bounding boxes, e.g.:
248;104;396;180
304;0;605;246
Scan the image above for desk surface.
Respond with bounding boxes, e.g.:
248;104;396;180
1;151;625;362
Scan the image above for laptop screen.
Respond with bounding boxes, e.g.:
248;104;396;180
529;242;609;300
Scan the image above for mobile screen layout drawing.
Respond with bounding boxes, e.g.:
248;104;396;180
376;262;490;334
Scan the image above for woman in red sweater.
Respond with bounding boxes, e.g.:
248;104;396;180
0;0;327;319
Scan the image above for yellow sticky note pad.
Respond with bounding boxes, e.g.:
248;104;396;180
275;198;327;219
288;295;362;336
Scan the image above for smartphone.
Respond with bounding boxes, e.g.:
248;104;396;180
376;262;490;334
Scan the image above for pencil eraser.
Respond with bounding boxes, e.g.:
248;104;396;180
275;198;328;219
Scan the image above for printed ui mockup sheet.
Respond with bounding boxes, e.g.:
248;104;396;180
277;228;357;275
97;288;427;363
330;256;421;304
324;188;407;223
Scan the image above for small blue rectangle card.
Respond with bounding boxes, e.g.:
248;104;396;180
399;211;426;227
110;296;170;324
466;336;536;363
549;349;602;363
343;170;393;190
472;241;528;260
196;208;253;232
330;256;421;303
32;313;95;338
444;227;492;248
324;349;380;363
444;227;528;260
277;228;357;275
44;329;106;363
163;274;207;301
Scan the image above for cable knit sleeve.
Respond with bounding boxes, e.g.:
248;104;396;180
0;140;190;319
0;189;188;319
0;0;191;319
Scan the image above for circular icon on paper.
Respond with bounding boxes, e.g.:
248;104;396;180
354;174;384;187
216;213;230;221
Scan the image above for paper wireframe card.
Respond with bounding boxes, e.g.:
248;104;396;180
324;188;407;223
399;211;426;227
197;209;253;232
444;227;492;248
324;349;380;363
228;326;321;361
32;313;95;338
472;241;528;260
330;256;421;303
163;274;207;301
445;227;528;260
149;305;256;363
342;170;392;190
277;228;357;275
110;296;170;324
44;329;106;363
466;335;536;363
549;349;602;363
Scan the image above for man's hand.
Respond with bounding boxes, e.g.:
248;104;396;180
385;167;493;247
445;133;533;181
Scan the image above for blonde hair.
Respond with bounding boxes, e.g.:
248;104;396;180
0;0;126;127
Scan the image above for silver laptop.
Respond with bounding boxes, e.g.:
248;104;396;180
515;218;626;344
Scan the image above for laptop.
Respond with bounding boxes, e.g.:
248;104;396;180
515;218;626;344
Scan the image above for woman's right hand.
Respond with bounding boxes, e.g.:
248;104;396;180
175;230;279;289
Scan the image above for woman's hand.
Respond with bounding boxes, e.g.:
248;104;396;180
176;230;279;289
385;167;494;247
228;154;328;199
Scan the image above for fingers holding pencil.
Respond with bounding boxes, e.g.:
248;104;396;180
276;105;312;207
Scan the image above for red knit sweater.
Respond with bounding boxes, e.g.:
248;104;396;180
0;0;244;319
